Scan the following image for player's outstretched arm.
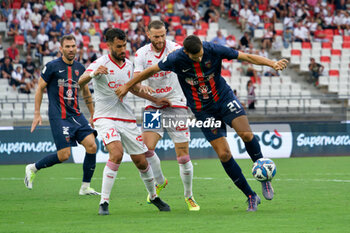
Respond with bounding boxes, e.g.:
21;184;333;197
31;77;47;133
82;84;95;127
130;83;172;107
115;64;161;99
237;52;288;71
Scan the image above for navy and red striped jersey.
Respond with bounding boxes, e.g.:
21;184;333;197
41;57;85;119
158;41;239;112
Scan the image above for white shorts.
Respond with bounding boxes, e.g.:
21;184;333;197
94;118;147;155
142;107;191;143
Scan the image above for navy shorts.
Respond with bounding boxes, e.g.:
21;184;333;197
49;114;97;151
192;91;246;142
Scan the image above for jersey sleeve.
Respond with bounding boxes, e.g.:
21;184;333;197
41;62;54;83
86;60;99;73
158;51;176;72
133;50;144;73
211;43;239;60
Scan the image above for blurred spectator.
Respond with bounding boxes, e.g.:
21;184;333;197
76;18;90;36
1;57;13;80
132;37;145;54
50;8;60;22
132;2;144;22
306;17;318;36
165;0;174;16
8;9;19;27
72;2;85;21
103;20;115;36
62;23;74;36
11;65;31;93
262;25;274;50
48;20;61;39
239;5;252;32
237;61;260;84
263;6;276;24
132;30;146;44
36;41;51;63
20;12;34;41
53;0;65;18
73;28;84;47
7;42;20;64
275;0;289;19
226;35;237;49
296;5;310;22
324;11;336;29
283;11;295;29
203;4;220;23
40;15;52;34
88;22;100;37
31;5;42;30
48;36;60;56
18;2;32;21
26;30;38;56
102;1;120;22
23;55;36;80
335;0;347;11
247;10;260;36
313;25;329;42
334;10;345;33
342;11;350;33
181;9;195;29
211;30;226;46
293;22;311;42
1;2;12;23
264;66;279;77
229;0;239;18
62;17;74;31
86;4;96;22
308;57;324;85
247;80;256;109
239;32;250;49
45;0;56;12
37;27;49;45
122;6;132;22
174;0;185;16
259;48;268;58
7;19;20;37
145;0;160;16
283;27;293;48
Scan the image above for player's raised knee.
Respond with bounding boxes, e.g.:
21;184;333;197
85;142;97;154
217;149;232;162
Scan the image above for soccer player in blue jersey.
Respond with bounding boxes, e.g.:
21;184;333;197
24;35;100;195
116;35;288;211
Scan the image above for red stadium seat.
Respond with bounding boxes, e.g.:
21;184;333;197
200;22;209;30
291;50;301;56
322;42;332;49
175;35;185;45
302;42;311;49
324;29;334;36
320;56;330;63
171;16;181;24
343;36;350;42
143;16;150;26
120;22;129;31
331;49;341;56
65;10;72;19
14;35;24;45
329;70;339;77
194;29;207;36
342;42;350;48
82;35;90;47
12;2;21;9
99;42;108;50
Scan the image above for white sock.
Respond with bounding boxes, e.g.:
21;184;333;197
145;150;165;185
81;182;90;189
100;160;119;204
30;163;38;173
139;165;157;200
179;160;193;198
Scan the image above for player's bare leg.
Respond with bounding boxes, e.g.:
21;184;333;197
210;137;260;211
231;115;274;200
79;133;99;195
99;141;123;215
131;153;170;211
175;142;199;211
142;131;166;187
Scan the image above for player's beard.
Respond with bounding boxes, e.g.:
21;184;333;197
111;50;125;62
151;40;164;52
63;50;76;62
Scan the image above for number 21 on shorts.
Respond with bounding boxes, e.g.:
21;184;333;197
227;100;242;113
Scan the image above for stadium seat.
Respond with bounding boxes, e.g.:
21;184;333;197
291;49;301;56
209;23;219;30
343;35;350;42
65;10;72;19
322;42;332;49
320;56;330;63
302;42;311;49
254;29;264;39
14;35;24;46
0;22;6;32
342;42;350;48
318;76;329;86
64;3;74;11
99;42;108;50
329;70;339;77
221;69;231;78
331;49;341;56
292;42;302;50
311;42;321;50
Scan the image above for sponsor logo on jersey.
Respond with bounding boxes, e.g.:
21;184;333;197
109;70;114;74
205;60;212;68
107;81;125;89
136;135;143;142
75;70;79;76
152;71;172;78
66;89;73;98
198;85;210;99
147;60;152;65
156;86;172;93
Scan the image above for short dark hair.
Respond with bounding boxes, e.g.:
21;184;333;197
183;35;202;54
105;28;126;43
148;20;165;31
60;35;76;46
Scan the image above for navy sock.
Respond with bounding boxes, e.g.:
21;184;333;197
82;153;96;182
244;136;263;162
35;153;61;170
221;157;254;197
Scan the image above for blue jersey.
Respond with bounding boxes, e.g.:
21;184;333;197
158;41;239;112
41;57;85;119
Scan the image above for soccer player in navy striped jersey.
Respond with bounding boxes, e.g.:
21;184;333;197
116;35;288;211
24;35;99;196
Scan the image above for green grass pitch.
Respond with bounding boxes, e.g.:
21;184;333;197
1;156;349;233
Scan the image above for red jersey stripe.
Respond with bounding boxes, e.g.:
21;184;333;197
59;85;66;119
209;76;219;101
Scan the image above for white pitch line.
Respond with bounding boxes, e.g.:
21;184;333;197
1;177;350;183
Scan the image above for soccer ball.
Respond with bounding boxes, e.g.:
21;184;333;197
252;158;276;182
